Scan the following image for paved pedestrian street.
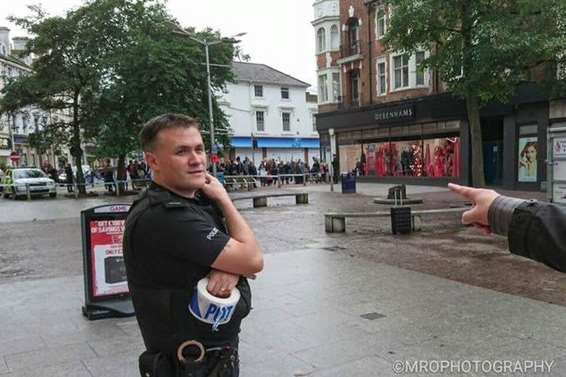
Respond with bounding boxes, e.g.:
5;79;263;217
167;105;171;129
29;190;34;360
1;183;565;376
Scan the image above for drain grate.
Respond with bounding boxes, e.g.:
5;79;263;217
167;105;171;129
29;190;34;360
360;312;386;320
321;246;347;252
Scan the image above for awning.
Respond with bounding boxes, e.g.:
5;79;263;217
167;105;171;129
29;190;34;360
257;138;320;149
230;137;252;148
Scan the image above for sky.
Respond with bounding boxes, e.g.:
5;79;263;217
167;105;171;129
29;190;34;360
0;0;318;90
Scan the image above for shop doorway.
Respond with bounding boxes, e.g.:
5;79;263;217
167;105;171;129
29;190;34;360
481;117;504;186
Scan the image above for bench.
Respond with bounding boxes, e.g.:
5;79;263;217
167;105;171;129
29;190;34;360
232;192;309;208
324;207;467;233
224;176;258;191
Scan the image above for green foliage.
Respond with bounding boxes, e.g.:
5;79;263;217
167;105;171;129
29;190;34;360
1;0;240;187
384;0;566;186
384;0;566;102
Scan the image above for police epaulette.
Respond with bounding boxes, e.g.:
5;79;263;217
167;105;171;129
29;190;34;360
164;201;187;208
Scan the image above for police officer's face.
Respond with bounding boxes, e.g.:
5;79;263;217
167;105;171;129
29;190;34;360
147;126;207;196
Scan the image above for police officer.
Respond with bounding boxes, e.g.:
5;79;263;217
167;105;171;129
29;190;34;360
449;183;566;272
123;114;263;376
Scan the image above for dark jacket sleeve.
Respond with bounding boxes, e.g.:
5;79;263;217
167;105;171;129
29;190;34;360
508;200;566;272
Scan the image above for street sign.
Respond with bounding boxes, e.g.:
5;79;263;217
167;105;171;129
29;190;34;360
9;152;20;162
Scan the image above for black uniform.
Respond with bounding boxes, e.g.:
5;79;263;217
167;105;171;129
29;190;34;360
489;196;566;272
123;182;251;377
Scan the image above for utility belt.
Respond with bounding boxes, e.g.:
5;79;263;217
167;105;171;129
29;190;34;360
139;339;239;377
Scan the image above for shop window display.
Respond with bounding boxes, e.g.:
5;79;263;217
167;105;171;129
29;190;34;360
362;137;460;178
338;145;363;174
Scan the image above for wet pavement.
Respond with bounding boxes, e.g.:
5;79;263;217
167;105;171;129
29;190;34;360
1;182;565;376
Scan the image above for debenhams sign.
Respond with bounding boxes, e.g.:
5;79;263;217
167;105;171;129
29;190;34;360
374;104;415;123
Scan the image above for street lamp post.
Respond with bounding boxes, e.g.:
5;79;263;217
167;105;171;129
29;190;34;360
203;42;216;176
171;25;246;176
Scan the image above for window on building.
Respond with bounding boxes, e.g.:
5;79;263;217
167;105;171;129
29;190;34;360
330;25;340;50
393;54;409;89
377;60;387;95
282;112;291;131
376;8;386;39
351;70;360;106
254;85;263;97
332;72;341;102
281;87;289;99
318;74;328;103
317;27;326;53
256;111;264;131
415;51;426;86
22;113;29;131
312;112;317;132
0;44;6;56
348;18;360;55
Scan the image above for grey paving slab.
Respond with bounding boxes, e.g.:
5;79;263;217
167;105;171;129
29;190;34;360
82;353;140;377
0;361;92;377
3;224;566;376
311;356;396;377
3;343;97;371
0;359;8;374
0;336;48;359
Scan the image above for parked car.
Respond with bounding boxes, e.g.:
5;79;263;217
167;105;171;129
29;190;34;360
1;168;57;199
58;165;93;183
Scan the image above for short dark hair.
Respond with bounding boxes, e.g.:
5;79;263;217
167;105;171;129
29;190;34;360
139;113;200;152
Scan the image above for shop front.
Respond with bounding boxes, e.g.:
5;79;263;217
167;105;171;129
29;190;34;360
229;136;320;164
317;86;557;190
316;94;470;186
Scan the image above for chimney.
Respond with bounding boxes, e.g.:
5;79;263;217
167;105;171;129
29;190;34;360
11;36;32;66
0;27;10;56
12;36;29;51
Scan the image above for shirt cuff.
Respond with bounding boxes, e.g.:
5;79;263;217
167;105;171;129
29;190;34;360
488;195;527;236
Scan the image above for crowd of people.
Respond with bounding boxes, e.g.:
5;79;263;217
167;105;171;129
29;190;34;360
214;156;332;186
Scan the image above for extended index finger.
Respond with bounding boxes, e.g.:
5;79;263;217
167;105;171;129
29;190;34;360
448;183;478;201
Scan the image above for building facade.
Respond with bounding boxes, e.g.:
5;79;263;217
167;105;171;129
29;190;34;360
313;0;565;191
0;27;73;170
219;62;319;165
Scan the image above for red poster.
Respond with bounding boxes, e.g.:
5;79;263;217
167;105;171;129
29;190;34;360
89;220;128;297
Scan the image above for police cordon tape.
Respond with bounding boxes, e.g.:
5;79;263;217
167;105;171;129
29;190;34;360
0;173;334;199
188;277;240;332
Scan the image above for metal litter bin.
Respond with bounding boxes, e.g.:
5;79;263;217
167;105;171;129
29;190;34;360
390;190;411;234
341;173;356;194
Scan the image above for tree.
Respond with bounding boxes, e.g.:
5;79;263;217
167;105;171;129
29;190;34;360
384;0;566;186
2;0;239;193
86;19;236;186
1;2;122;193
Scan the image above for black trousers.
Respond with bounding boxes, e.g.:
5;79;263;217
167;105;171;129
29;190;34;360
139;347;239;377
